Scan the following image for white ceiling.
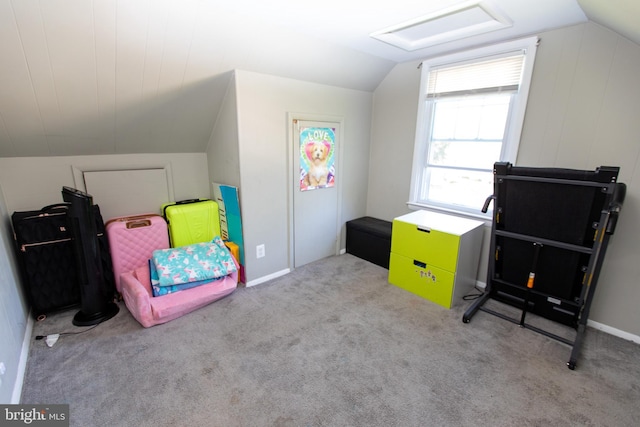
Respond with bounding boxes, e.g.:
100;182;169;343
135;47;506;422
231;0;587;62
0;0;637;157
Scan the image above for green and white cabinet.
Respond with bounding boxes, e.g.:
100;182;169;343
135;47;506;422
388;210;484;309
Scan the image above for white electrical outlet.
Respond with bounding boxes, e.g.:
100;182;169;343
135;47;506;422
256;244;265;258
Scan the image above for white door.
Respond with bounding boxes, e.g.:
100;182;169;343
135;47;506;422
293;119;340;268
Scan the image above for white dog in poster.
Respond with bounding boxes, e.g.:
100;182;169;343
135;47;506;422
305;142;329;187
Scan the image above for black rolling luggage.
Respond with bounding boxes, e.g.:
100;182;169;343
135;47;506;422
12;203;116;320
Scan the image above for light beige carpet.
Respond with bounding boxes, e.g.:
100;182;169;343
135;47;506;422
21;254;640;426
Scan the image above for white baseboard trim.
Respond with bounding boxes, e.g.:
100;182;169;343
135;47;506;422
587;320;640;344
471;282;640;343
247;251;348;287
245;268;290;287
12;313;34;403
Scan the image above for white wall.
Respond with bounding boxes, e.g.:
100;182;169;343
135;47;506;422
517;23;640;336
367;61;421;221
234;70;372;282
0;153;210;216
207;72;241;190
0;183;29;403
368;22;640;337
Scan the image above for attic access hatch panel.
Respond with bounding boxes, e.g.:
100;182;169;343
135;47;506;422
370;0;512;51
73;167;174;221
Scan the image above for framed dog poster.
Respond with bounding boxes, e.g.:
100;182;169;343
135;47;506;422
299;127;336;191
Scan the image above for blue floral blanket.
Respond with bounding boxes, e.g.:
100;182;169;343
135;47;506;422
150;237;237;297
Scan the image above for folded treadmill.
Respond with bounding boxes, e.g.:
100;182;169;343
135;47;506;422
463;162;625;370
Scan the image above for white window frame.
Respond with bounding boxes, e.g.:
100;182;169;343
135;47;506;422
409;37;539;219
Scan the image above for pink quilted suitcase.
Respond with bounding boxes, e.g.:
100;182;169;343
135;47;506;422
106;214;170;293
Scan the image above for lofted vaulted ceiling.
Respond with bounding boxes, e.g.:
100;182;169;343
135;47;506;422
0;0;637;158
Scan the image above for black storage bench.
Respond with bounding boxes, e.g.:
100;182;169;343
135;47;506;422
346;217;392;269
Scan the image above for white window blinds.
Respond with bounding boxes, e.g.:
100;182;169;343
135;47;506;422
426;52;525;98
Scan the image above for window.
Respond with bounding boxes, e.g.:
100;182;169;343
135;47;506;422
409;37;538;217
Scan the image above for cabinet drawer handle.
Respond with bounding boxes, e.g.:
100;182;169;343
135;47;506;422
417;226;431;233
413;260;426;268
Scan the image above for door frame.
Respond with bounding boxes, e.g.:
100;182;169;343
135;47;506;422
286;112;345;270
